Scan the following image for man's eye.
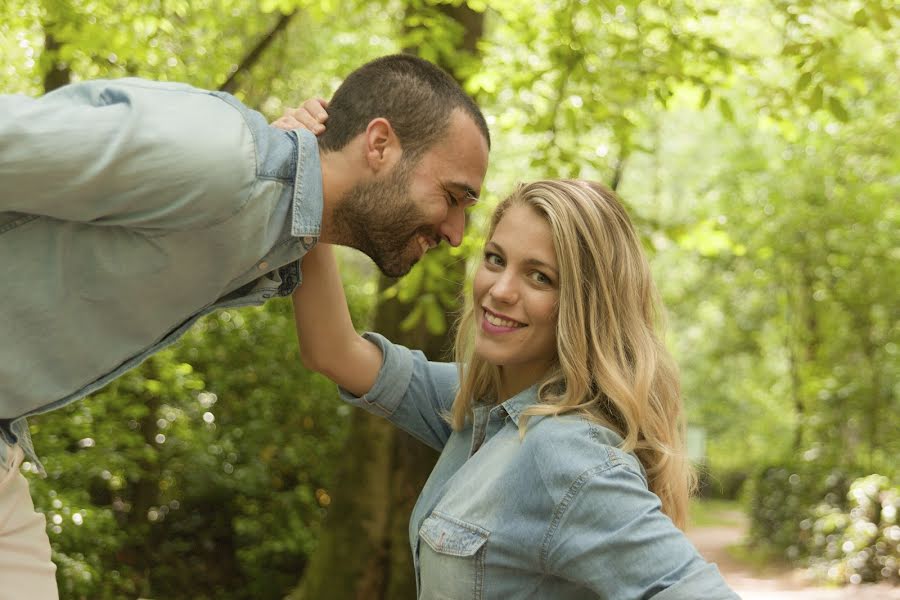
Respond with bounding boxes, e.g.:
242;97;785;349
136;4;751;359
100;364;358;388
446;193;459;207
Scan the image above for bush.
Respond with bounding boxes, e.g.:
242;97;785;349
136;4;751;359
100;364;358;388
746;464;899;585
698;468;748;500
746;461;854;561
807;475;899;585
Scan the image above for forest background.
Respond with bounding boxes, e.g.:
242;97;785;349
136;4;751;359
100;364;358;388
1;0;897;598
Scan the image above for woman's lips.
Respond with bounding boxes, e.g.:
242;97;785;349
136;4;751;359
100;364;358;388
481;307;525;334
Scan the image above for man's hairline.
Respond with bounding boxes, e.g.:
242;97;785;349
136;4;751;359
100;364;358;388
318;107;488;162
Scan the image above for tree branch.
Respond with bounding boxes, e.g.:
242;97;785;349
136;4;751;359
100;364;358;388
218;10;297;94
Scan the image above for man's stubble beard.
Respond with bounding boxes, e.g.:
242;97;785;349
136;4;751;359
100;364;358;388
330;159;437;277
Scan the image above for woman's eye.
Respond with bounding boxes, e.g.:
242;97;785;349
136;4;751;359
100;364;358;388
531;271;552;285
484;252;503;266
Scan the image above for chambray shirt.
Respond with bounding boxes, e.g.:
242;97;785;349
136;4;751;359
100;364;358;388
341;333;739;599
0;79;323;468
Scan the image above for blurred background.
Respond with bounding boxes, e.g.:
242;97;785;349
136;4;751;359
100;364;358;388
2;0;897;598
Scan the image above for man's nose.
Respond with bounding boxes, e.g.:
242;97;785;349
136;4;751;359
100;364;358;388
438;206;465;247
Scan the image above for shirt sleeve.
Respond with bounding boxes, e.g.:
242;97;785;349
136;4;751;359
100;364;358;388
543;462;740;600
337;332;458;451
0;78;256;229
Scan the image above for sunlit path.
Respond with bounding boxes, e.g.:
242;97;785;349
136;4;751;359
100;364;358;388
688;507;900;600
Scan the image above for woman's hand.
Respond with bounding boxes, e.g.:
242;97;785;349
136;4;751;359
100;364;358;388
271;98;329;133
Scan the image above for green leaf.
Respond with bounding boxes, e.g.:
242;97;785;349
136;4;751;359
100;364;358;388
809;84;824;112
397;263;424;302
871;6;892;30
827;96;849;122
718;97;734;122
699;87;712;109
424;298;447;335
852;8;868;27
781;42;802;56
399;303;424;332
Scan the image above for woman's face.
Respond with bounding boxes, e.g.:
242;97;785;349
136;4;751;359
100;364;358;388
473;204;560;397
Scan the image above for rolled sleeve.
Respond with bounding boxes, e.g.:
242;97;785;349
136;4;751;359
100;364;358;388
338;333;458;451
338;332;415;418
0;79;255;229
651;563;739;599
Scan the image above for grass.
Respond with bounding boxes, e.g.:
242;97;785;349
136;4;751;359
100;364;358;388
689;498;745;527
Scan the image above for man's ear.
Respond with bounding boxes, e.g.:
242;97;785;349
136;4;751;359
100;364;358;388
364;118;402;174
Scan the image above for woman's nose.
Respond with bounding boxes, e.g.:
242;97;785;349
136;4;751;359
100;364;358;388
489;273;518;304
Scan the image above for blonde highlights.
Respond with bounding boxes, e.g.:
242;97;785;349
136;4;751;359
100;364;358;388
451;180;696;529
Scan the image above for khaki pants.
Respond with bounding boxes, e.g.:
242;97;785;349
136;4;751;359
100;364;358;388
0;443;58;600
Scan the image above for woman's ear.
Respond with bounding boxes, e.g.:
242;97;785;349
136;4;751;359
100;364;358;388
364;118;401;173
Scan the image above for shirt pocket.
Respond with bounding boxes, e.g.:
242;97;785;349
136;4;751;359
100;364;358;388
418;511;489;600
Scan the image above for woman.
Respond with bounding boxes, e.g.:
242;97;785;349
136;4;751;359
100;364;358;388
292;178;738;599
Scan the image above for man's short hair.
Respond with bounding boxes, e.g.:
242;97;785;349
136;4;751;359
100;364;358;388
318;54;490;160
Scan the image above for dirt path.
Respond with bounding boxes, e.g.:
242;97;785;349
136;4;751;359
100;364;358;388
686;510;900;600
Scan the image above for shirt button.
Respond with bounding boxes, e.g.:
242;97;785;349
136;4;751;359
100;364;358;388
258;261;269;271
303;236;314;244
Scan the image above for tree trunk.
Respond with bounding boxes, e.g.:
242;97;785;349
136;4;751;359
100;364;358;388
288;5;484;599
42;29;71;93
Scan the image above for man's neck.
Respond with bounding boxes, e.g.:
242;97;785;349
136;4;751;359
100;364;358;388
317;148;357;245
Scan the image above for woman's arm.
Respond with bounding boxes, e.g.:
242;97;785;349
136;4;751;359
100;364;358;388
294;244;457;450
292;243;382;397
543;463;739;599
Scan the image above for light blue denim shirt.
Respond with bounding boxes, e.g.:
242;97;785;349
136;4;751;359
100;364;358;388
0;79;323;468
340;333;740;599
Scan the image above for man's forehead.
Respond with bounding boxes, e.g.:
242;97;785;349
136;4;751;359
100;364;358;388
428;110;488;198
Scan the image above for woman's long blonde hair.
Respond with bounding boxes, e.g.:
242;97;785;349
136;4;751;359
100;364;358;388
450;180;696;529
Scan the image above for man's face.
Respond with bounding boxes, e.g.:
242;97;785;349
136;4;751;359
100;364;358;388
333;109;489;277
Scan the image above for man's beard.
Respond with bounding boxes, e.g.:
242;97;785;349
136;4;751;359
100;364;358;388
330;160;439;277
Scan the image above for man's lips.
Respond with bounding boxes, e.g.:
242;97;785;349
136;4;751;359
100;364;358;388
416;234;438;255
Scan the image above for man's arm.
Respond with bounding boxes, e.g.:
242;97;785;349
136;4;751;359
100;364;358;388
0;79;255;229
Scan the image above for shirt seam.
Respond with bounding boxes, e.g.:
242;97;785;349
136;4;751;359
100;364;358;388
539;458;625;572
139;91;260;237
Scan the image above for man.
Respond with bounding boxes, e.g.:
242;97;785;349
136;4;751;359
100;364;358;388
0;54;490;597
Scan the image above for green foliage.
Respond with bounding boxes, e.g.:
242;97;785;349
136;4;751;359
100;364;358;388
746;467;899;584
807;475;900;585
3;0;897;596
28;301;353;599
745;460;859;561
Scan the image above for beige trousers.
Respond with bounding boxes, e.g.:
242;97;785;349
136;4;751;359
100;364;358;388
0;444;58;600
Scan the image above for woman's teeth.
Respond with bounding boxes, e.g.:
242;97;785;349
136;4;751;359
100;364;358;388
485;312;524;328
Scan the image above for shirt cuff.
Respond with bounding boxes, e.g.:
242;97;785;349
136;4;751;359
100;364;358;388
651;563;740;599
336;332;414;418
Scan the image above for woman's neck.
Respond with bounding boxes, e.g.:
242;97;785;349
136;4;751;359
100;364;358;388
497;367;543;402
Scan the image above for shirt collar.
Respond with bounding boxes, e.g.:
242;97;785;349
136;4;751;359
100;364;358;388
497;385;543;429
290;129;324;238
